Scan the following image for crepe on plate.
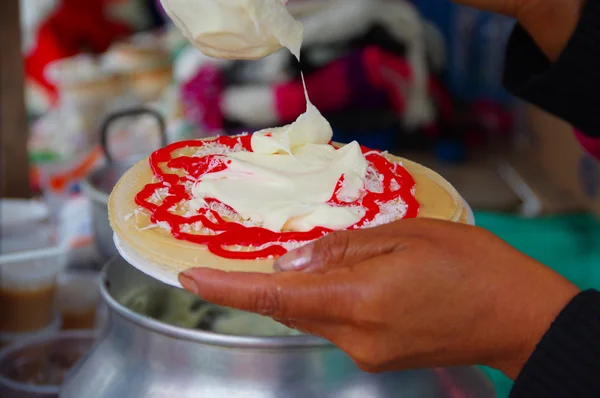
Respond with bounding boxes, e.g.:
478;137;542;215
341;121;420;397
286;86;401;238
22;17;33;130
109;137;470;275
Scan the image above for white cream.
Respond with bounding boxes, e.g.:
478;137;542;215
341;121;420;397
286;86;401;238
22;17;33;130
251;79;332;154
191;100;369;232
160;0;304;60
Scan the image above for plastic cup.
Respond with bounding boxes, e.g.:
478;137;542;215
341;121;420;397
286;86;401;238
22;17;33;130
55;271;103;331
0;248;68;333
0;199;69;334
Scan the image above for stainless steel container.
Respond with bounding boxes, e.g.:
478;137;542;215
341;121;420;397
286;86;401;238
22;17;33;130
81;108;166;261
61;257;496;397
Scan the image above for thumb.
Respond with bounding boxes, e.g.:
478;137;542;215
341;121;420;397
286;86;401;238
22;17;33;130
274;224;403;272
178;267;353;320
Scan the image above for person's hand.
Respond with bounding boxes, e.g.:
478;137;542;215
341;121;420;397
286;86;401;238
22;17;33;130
179;219;579;379
453;0;585;61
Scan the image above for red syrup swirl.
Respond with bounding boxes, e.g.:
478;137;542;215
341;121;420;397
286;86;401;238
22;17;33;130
134;135;419;260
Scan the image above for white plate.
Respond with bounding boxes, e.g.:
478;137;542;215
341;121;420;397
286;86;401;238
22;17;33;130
114;199;475;289
465;198;476;226
113;234;184;288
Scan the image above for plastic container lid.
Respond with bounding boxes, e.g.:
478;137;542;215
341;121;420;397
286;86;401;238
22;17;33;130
0;245;68;290
0;199;53;254
0;199;49;228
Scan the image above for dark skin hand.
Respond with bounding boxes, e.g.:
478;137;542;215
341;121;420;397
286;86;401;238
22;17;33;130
179;0;585;380
180;219;579;379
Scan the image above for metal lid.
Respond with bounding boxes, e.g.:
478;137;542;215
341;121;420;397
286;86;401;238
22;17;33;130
82;108;167;203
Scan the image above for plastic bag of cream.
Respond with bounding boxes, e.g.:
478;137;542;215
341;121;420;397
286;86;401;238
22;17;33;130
160;0;304;60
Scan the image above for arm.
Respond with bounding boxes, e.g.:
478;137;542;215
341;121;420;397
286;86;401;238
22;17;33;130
500;5;600;392
502;0;600;158
510;290;600;397
455;0;600;154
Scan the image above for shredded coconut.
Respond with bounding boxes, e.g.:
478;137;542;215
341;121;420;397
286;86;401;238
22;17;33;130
191;138;246;158
225;239;316;253
180;222;220;235
124;209;139;221
148;187;171;205
361;199;408;229
124;207;145;222
364;165;384;193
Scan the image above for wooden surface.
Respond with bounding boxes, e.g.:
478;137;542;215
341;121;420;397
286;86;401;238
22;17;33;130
0;1;31;198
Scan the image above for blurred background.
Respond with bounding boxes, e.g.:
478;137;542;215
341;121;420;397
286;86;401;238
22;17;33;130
1;0;600;397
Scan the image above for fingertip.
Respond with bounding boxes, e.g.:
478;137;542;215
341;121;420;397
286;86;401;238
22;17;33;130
274;243;315;271
178;272;199;295
179;268;227;296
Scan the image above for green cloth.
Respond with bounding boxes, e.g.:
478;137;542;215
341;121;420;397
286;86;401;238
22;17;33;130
473;211;600;398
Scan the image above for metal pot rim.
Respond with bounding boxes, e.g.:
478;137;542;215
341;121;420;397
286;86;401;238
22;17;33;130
100;260;333;349
81;152;147;207
81;172;110;206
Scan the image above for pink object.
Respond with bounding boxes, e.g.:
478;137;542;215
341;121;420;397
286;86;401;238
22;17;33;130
181;64;224;133
574;130;600;160
273;46;414;124
362;46;412;115
274;58;351;123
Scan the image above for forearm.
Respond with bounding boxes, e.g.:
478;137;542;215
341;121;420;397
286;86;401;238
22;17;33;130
503;0;600;138
517;0;584;62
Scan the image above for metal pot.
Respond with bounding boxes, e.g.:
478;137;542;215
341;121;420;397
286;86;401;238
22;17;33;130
60;257;495;398
81;108;166;260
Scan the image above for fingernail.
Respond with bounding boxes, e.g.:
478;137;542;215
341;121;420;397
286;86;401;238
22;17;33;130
179;273;199;295
274;244;313;271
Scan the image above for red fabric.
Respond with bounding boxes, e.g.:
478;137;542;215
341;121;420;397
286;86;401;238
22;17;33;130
181;64;225;132
274;46;415;124
574;130;600;160
361;46;412;115
274;59;351;123
24;0;130;102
